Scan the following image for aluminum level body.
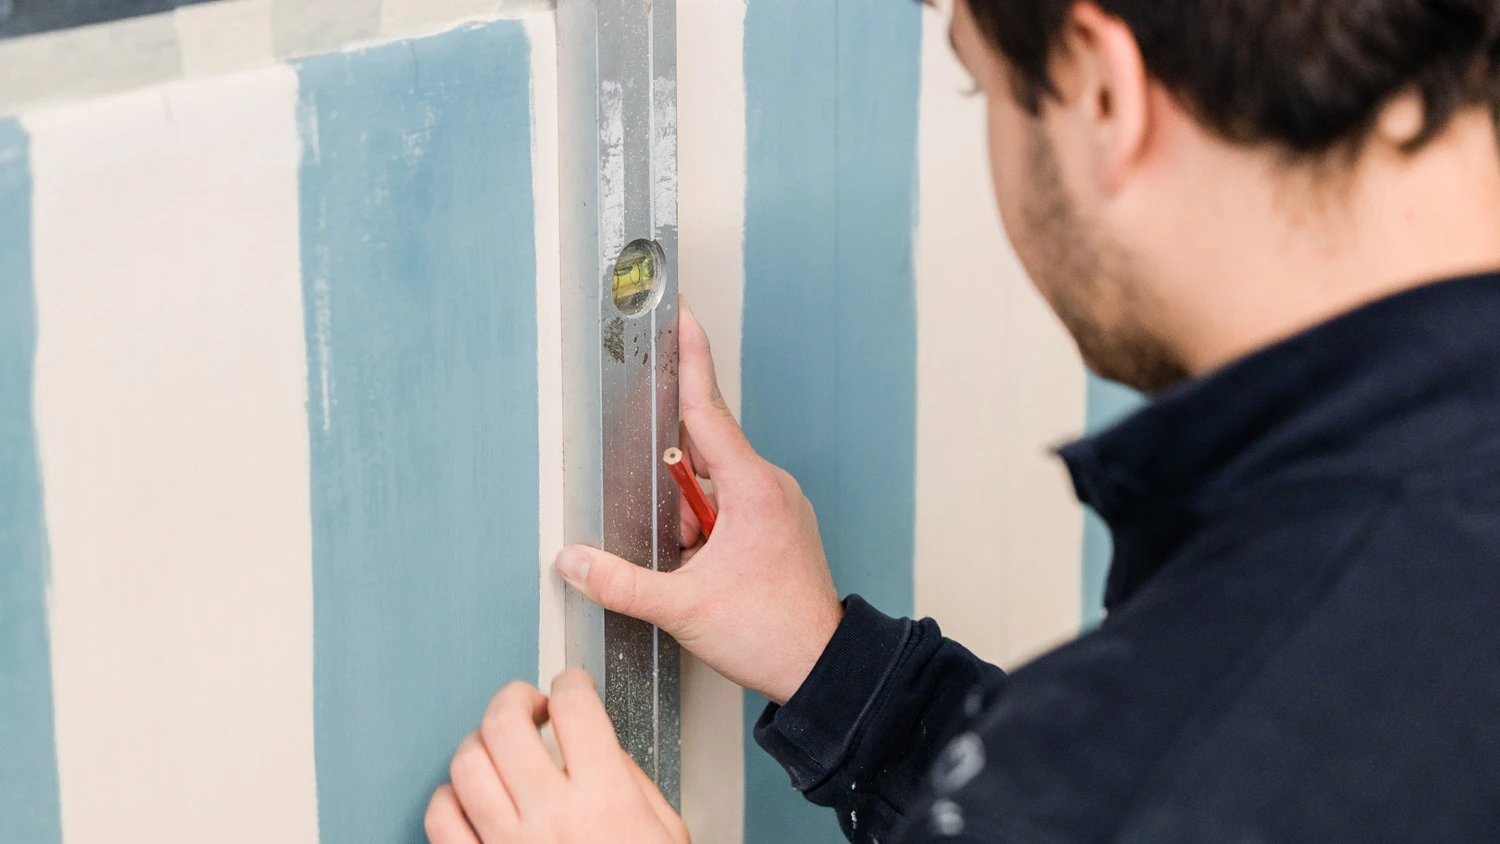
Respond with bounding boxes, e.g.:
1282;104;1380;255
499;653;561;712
556;0;681;806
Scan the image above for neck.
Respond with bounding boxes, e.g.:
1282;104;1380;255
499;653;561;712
1157;107;1500;376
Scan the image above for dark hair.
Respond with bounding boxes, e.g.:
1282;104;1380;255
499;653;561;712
967;0;1500;154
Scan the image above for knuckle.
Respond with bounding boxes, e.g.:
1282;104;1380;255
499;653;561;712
683;387;733;422
492;680;536;711
448;738;485;786
745;465;788;510
680;397;719;429
772;465;803;497
478;716;503;748
482;683;536;736
502;679;537;697
480;707;512;741
674;592;717;642
480;715;534;762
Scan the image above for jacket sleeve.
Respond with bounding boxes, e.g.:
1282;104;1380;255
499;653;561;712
753;595;1007;844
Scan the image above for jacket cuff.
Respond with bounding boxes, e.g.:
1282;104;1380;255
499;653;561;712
753;595;913;791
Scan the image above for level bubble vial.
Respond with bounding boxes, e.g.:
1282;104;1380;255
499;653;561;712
612;238;666;317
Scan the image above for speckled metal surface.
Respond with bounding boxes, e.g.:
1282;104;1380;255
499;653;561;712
558;0;681;807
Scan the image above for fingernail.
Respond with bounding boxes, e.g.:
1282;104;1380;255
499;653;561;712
555;547;590;583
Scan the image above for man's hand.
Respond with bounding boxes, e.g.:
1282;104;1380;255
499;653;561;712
553;299;843;705
426;670;689;844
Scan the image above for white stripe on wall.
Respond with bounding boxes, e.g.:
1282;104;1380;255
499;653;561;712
677;0;748;839
914;2;1089;669
0;0;551;115
528;10;568;689
25;66;320;844
174;0;277;79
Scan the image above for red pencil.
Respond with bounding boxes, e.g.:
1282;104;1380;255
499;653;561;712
664;447;717;537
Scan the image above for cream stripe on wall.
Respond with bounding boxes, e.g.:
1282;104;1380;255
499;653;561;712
527;9;567;693
0;0;551;115
676;0;748;839
24;67;319;844
914;0;1089;669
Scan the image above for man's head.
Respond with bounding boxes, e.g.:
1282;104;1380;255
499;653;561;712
947;0;1500;391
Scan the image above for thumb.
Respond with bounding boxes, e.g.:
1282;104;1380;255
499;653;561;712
554;545;690;628
678;297;757;482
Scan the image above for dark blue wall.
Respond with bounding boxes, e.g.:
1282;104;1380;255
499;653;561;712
0;0;220;39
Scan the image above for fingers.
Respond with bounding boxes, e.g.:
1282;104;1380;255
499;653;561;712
677;298;758;482
554;546;691;628
448;732;517;839
623;751;689;843
548;670;625;782
479;682;564;812
425;785;481;844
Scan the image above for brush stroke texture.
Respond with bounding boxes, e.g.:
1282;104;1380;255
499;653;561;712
297;22;541;844
741;1;923;840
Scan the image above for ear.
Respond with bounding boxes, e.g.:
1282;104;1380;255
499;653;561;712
1059;3;1150;195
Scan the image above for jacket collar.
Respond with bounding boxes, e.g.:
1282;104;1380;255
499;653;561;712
1059;271;1500;611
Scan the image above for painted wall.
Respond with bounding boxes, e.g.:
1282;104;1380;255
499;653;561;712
0;115;61;844
0;2;1136;843
0;0;219;38
0;16;548;844
739;1;921;840
297;24;541;844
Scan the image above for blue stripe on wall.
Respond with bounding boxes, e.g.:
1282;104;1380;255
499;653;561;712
296;22;540;844
740;0;923;840
1080;375;1145;628
0;120;62;844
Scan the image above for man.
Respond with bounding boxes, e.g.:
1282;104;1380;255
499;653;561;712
425;0;1500;841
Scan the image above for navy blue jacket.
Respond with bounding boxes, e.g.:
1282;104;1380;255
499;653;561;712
755;273;1500;843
